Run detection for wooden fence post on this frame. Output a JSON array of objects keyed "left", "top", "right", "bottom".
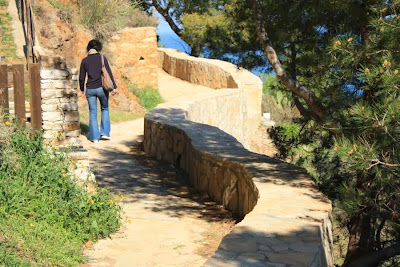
[
  {"left": 13, "top": 64, "right": 26, "bottom": 126},
  {"left": 29, "top": 63, "right": 41, "bottom": 130},
  {"left": 0, "top": 65, "right": 9, "bottom": 119}
]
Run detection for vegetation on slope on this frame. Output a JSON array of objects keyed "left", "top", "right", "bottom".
[
  {"left": 0, "top": 116, "right": 122, "bottom": 266},
  {"left": 0, "top": 0, "right": 24, "bottom": 64},
  {"left": 148, "top": 0, "right": 400, "bottom": 265},
  {"left": 79, "top": 0, "right": 158, "bottom": 40}
]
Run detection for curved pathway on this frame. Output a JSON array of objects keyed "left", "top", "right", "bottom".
[{"left": 81, "top": 70, "right": 234, "bottom": 266}]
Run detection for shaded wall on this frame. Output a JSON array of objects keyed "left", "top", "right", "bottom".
[
  {"left": 158, "top": 48, "right": 262, "bottom": 148},
  {"left": 145, "top": 51, "right": 334, "bottom": 266}
]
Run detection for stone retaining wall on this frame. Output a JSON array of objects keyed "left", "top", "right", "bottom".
[
  {"left": 158, "top": 48, "right": 262, "bottom": 148},
  {"left": 145, "top": 51, "right": 334, "bottom": 266},
  {"left": 36, "top": 48, "right": 92, "bottom": 183},
  {"left": 109, "top": 27, "right": 158, "bottom": 89},
  {"left": 40, "top": 68, "right": 80, "bottom": 144}
]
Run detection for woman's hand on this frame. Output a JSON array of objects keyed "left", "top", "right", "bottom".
[
  {"left": 111, "top": 90, "right": 117, "bottom": 96},
  {"left": 80, "top": 90, "right": 85, "bottom": 97}
]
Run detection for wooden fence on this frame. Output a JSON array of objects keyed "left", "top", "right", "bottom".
[
  {"left": 0, "top": 64, "right": 41, "bottom": 129},
  {"left": 16, "top": 0, "right": 36, "bottom": 64}
]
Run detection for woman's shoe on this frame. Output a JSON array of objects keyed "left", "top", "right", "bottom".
[{"left": 101, "top": 135, "right": 111, "bottom": 140}]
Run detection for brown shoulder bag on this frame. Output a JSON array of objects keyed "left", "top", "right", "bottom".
[{"left": 101, "top": 55, "right": 115, "bottom": 92}]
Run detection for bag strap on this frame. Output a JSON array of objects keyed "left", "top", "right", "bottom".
[{"left": 101, "top": 55, "right": 105, "bottom": 68}]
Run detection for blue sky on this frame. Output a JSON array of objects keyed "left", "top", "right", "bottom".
[{"left": 154, "top": 12, "right": 267, "bottom": 76}]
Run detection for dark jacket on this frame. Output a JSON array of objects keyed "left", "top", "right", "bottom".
[{"left": 79, "top": 53, "right": 117, "bottom": 91}]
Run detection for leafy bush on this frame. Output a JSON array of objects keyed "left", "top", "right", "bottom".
[
  {"left": 0, "top": 118, "right": 122, "bottom": 266},
  {"left": 79, "top": 0, "right": 158, "bottom": 40},
  {"left": 126, "top": 82, "right": 164, "bottom": 111},
  {"left": 261, "top": 74, "right": 299, "bottom": 123}
]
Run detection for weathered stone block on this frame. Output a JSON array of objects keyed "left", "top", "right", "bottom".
[
  {"left": 65, "top": 130, "right": 80, "bottom": 137},
  {"left": 64, "top": 111, "right": 79, "bottom": 122},
  {"left": 60, "top": 103, "right": 78, "bottom": 111},
  {"left": 219, "top": 238, "right": 258, "bottom": 253},
  {"left": 65, "top": 122, "right": 80, "bottom": 131},
  {"left": 42, "top": 111, "right": 63, "bottom": 122},
  {"left": 40, "top": 69, "right": 70, "bottom": 79},
  {"left": 42, "top": 104, "right": 59, "bottom": 112}
]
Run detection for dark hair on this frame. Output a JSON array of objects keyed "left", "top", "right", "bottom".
[{"left": 86, "top": 39, "right": 103, "bottom": 52}]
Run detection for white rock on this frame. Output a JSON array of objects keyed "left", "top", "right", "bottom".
[{"left": 40, "top": 69, "right": 70, "bottom": 79}]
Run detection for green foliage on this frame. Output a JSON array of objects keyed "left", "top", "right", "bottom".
[
  {"left": 261, "top": 75, "right": 299, "bottom": 123},
  {"left": 79, "top": 0, "right": 158, "bottom": 40},
  {"left": 47, "top": 0, "right": 63, "bottom": 9},
  {"left": 267, "top": 2, "right": 400, "bottom": 262},
  {"left": 0, "top": 119, "right": 122, "bottom": 266},
  {"left": 0, "top": 1, "right": 24, "bottom": 64},
  {"left": 126, "top": 82, "right": 164, "bottom": 111}
]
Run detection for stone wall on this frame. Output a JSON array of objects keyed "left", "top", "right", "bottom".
[
  {"left": 37, "top": 48, "right": 93, "bottom": 183},
  {"left": 145, "top": 51, "right": 334, "bottom": 266},
  {"left": 109, "top": 27, "right": 158, "bottom": 89},
  {"left": 40, "top": 68, "right": 80, "bottom": 144},
  {"left": 158, "top": 48, "right": 262, "bottom": 148}
]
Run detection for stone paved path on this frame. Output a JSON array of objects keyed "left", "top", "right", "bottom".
[{"left": 81, "top": 71, "right": 235, "bottom": 266}]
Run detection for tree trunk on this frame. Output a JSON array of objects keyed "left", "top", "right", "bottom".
[
  {"left": 346, "top": 243, "right": 400, "bottom": 267},
  {"left": 343, "top": 213, "right": 376, "bottom": 266},
  {"left": 152, "top": 0, "right": 182, "bottom": 37},
  {"left": 250, "top": 0, "right": 327, "bottom": 122}
]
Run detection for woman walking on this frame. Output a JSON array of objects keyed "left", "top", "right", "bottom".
[{"left": 79, "top": 40, "right": 117, "bottom": 143}]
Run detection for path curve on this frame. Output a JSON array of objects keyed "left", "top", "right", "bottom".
[{"left": 81, "top": 71, "right": 234, "bottom": 266}]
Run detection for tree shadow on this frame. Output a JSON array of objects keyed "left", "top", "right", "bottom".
[
  {"left": 91, "top": 136, "right": 238, "bottom": 223},
  {"left": 204, "top": 226, "right": 329, "bottom": 267}
]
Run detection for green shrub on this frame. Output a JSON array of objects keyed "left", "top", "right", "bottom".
[
  {"left": 261, "top": 74, "right": 299, "bottom": 123},
  {"left": 126, "top": 82, "right": 164, "bottom": 111},
  {"left": 79, "top": 0, "right": 158, "bottom": 40},
  {"left": 0, "top": 118, "right": 122, "bottom": 266},
  {"left": 47, "top": 0, "right": 63, "bottom": 9}
]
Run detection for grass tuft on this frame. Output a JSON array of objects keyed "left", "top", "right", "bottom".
[
  {"left": 79, "top": 0, "right": 158, "bottom": 40},
  {"left": 0, "top": 0, "right": 24, "bottom": 64},
  {"left": 0, "top": 114, "right": 122, "bottom": 266},
  {"left": 126, "top": 81, "right": 164, "bottom": 111}
]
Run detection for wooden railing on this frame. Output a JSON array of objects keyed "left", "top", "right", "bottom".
[
  {"left": 0, "top": 64, "right": 41, "bottom": 129},
  {"left": 16, "top": 0, "right": 36, "bottom": 64}
]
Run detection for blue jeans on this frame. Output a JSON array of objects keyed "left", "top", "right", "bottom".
[{"left": 85, "top": 87, "right": 110, "bottom": 141}]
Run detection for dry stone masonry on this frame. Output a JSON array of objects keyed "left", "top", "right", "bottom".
[
  {"left": 40, "top": 68, "right": 80, "bottom": 143},
  {"left": 109, "top": 27, "right": 158, "bottom": 89},
  {"left": 36, "top": 46, "right": 93, "bottom": 183},
  {"left": 158, "top": 48, "right": 262, "bottom": 149},
  {"left": 145, "top": 48, "right": 334, "bottom": 266}
]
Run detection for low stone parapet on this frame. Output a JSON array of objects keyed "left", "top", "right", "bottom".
[
  {"left": 146, "top": 49, "right": 333, "bottom": 266},
  {"left": 144, "top": 102, "right": 333, "bottom": 266},
  {"left": 158, "top": 48, "right": 262, "bottom": 149}
]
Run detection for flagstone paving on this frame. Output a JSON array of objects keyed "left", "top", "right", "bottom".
[{"left": 81, "top": 70, "right": 235, "bottom": 267}]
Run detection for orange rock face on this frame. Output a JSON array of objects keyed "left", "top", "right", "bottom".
[
  {"left": 34, "top": 0, "right": 145, "bottom": 113},
  {"left": 108, "top": 27, "right": 159, "bottom": 89}
]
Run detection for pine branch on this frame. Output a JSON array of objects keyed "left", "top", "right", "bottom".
[
  {"left": 250, "top": 0, "right": 327, "bottom": 123},
  {"left": 152, "top": 0, "right": 183, "bottom": 37},
  {"left": 346, "top": 242, "right": 400, "bottom": 267}
]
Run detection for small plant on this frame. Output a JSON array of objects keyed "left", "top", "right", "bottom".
[
  {"left": 0, "top": 2, "right": 24, "bottom": 64},
  {"left": 33, "top": 3, "right": 43, "bottom": 15},
  {"left": 261, "top": 74, "right": 299, "bottom": 123},
  {"left": 0, "top": 115, "right": 122, "bottom": 265},
  {"left": 126, "top": 81, "right": 164, "bottom": 111},
  {"left": 47, "top": 0, "right": 63, "bottom": 9}
]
